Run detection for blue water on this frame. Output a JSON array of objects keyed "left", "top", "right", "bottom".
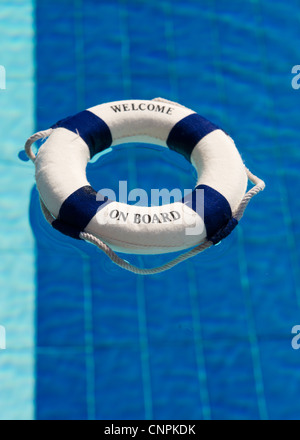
[{"left": 1, "top": 0, "right": 300, "bottom": 420}]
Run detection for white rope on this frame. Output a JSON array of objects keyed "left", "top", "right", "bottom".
[
  {"left": 79, "top": 168, "right": 265, "bottom": 275},
  {"left": 234, "top": 168, "right": 265, "bottom": 221},
  {"left": 79, "top": 231, "right": 213, "bottom": 275},
  {"left": 25, "top": 128, "right": 53, "bottom": 162},
  {"left": 25, "top": 129, "right": 265, "bottom": 275},
  {"left": 152, "top": 97, "right": 190, "bottom": 110}
]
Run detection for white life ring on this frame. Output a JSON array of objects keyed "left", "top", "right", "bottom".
[{"left": 25, "top": 98, "right": 264, "bottom": 262}]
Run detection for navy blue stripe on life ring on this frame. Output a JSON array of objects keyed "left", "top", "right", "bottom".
[
  {"left": 167, "top": 113, "right": 219, "bottom": 161},
  {"left": 182, "top": 184, "right": 235, "bottom": 243},
  {"left": 52, "top": 185, "right": 112, "bottom": 239},
  {"left": 52, "top": 110, "right": 112, "bottom": 158}
]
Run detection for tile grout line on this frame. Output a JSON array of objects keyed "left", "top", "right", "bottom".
[
  {"left": 177, "top": 164, "right": 211, "bottom": 419},
  {"left": 162, "top": 0, "right": 179, "bottom": 101},
  {"left": 136, "top": 266, "right": 153, "bottom": 420},
  {"left": 74, "top": 0, "right": 96, "bottom": 420},
  {"left": 253, "top": 0, "right": 300, "bottom": 308},
  {"left": 237, "top": 228, "right": 268, "bottom": 420},
  {"left": 118, "top": 0, "right": 132, "bottom": 98},
  {"left": 209, "top": 0, "right": 268, "bottom": 419},
  {"left": 164, "top": 4, "right": 211, "bottom": 418},
  {"left": 187, "top": 264, "right": 212, "bottom": 420},
  {"left": 74, "top": 0, "right": 86, "bottom": 112},
  {"left": 118, "top": 0, "right": 153, "bottom": 419},
  {"left": 82, "top": 254, "right": 97, "bottom": 421}
]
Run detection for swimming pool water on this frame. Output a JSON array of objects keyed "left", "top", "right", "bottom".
[{"left": 1, "top": 0, "right": 300, "bottom": 420}]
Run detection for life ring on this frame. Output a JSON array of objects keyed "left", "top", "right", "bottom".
[{"left": 25, "top": 98, "right": 265, "bottom": 273}]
